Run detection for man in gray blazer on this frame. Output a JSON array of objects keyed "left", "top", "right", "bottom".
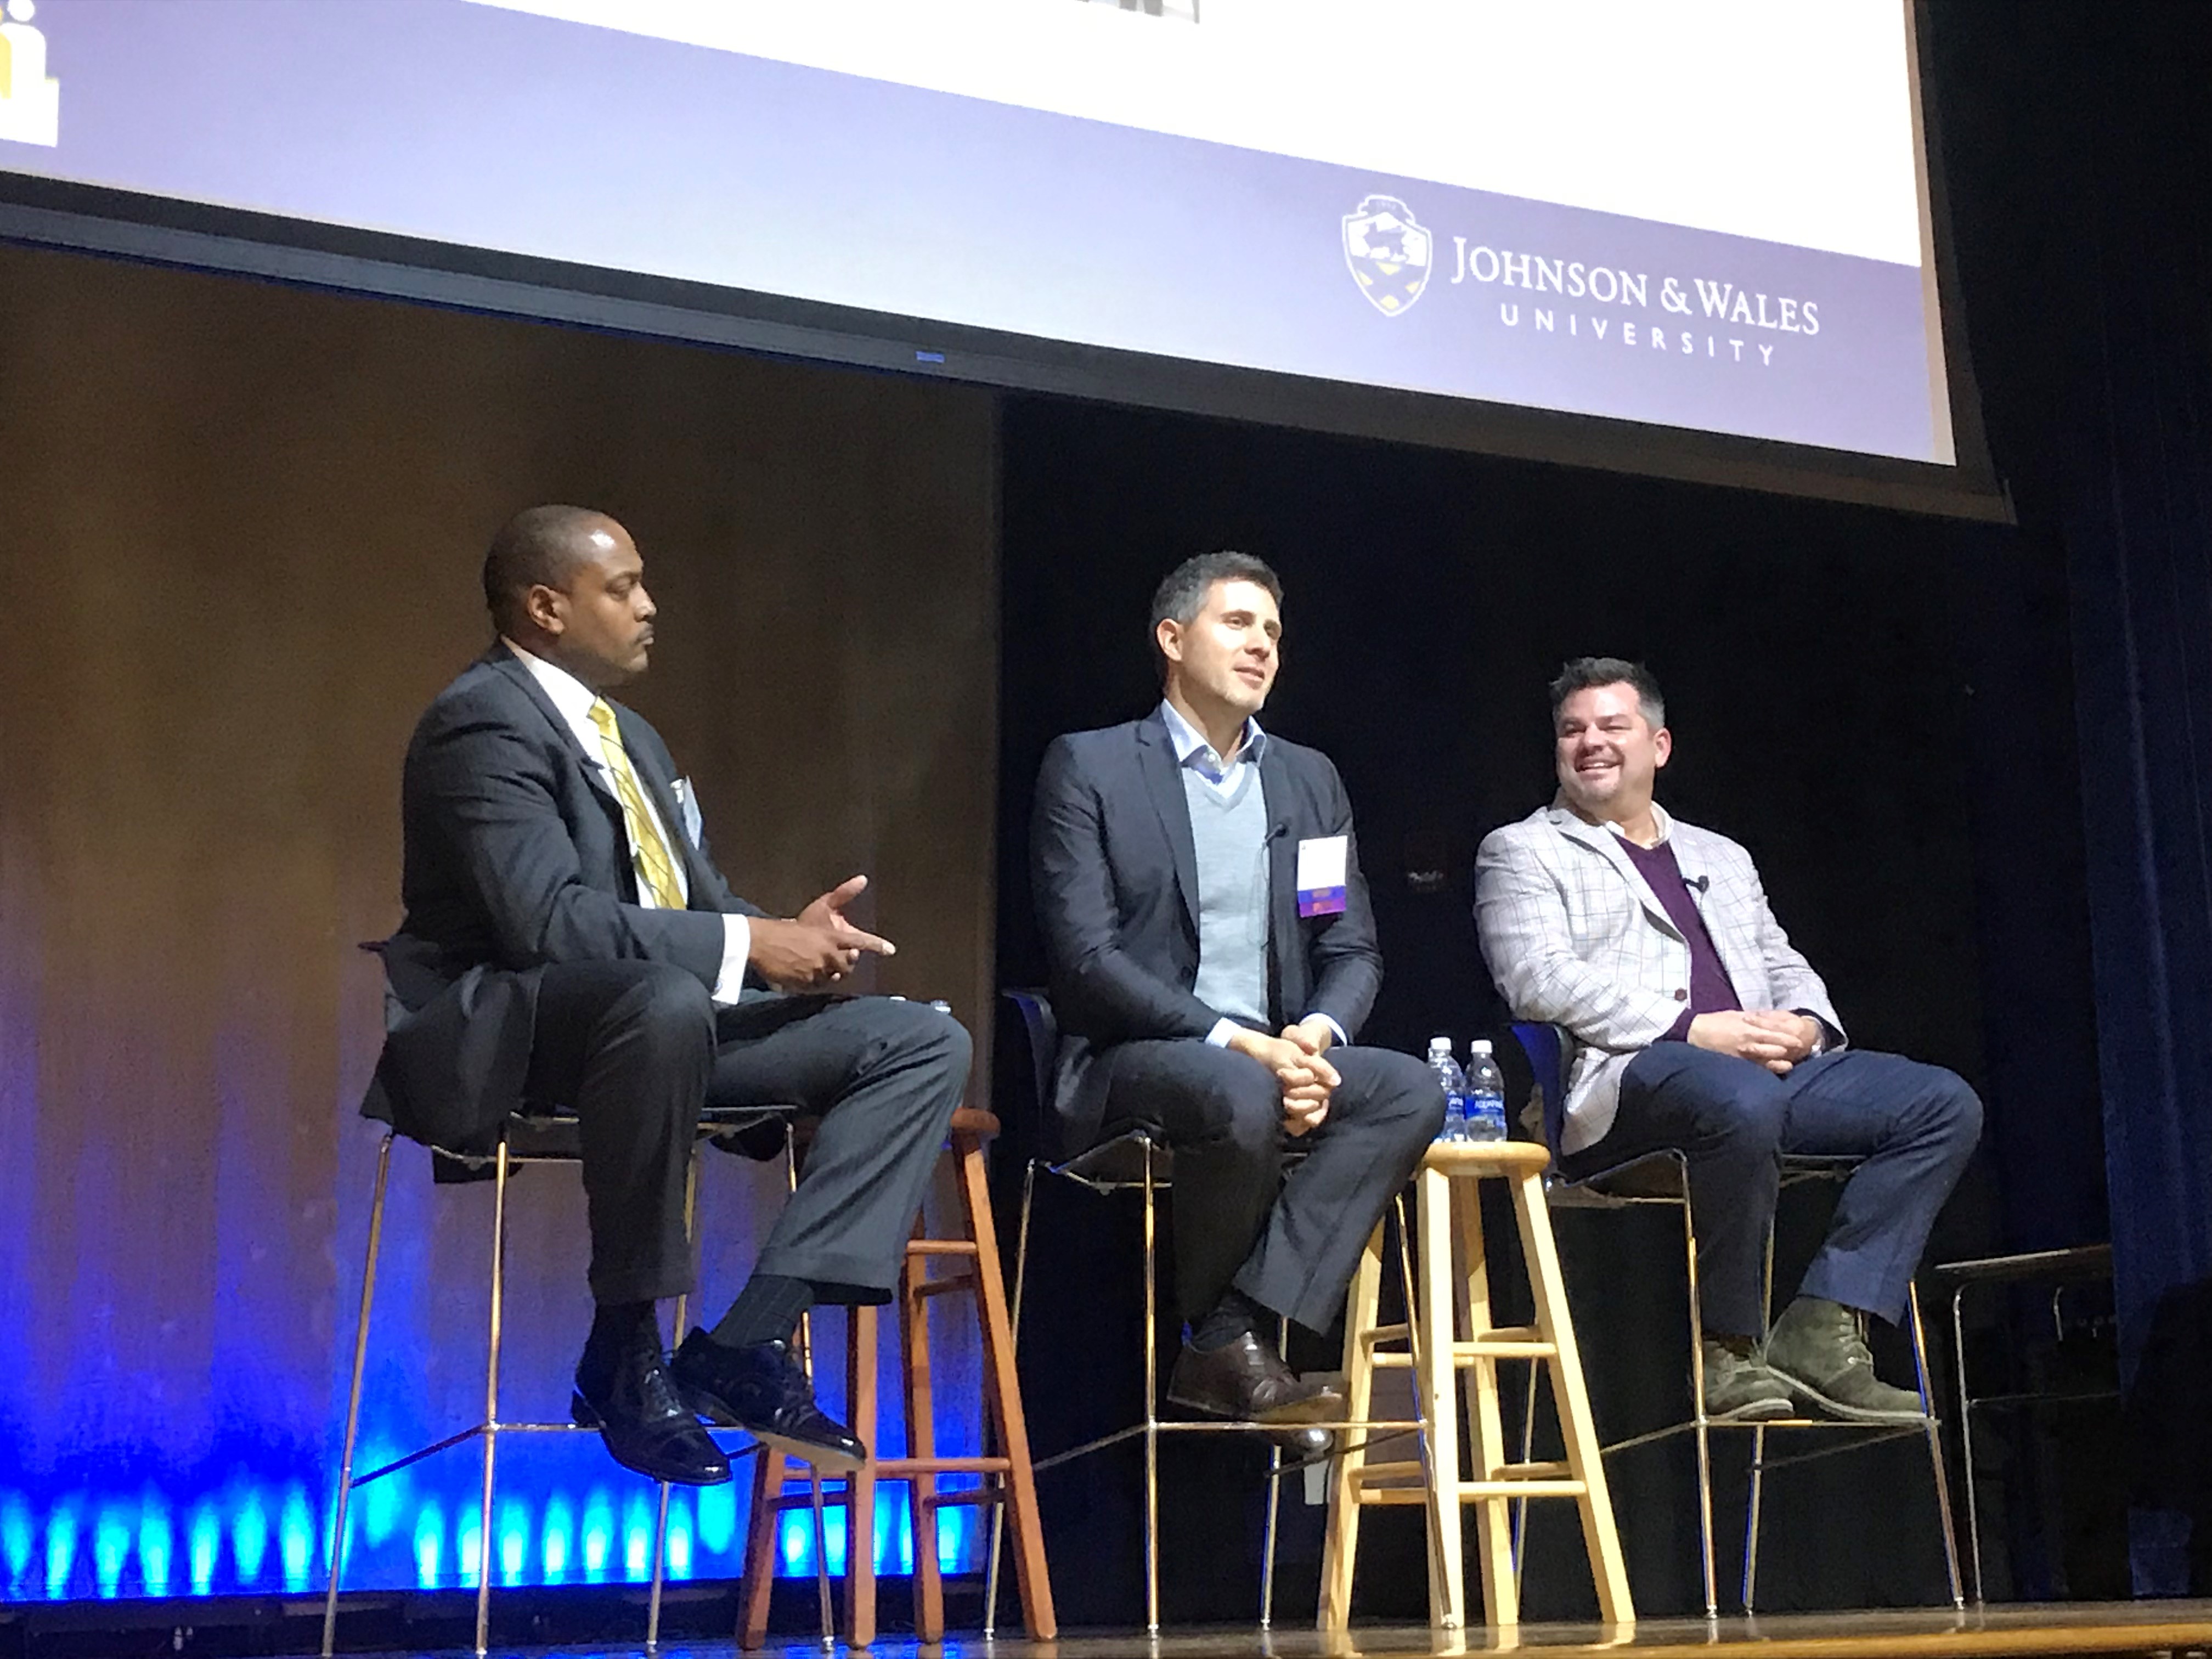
[
  {"left": 1475, "top": 657, "right": 1980, "bottom": 1423},
  {"left": 366, "top": 505, "right": 967, "bottom": 1486}
]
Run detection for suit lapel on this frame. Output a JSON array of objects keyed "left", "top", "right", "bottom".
[
  {"left": 1136, "top": 714, "right": 1202, "bottom": 936},
  {"left": 487, "top": 648, "right": 624, "bottom": 816},
  {"left": 1259, "top": 740, "right": 1299, "bottom": 1014},
  {"left": 1548, "top": 806, "right": 1684, "bottom": 939},
  {"left": 1668, "top": 826, "right": 1761, "bottom": 997}
]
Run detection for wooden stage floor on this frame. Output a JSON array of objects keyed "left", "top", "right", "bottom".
[{"left": 348, "top": 1601, "right": 2212, "bottom": 1659}]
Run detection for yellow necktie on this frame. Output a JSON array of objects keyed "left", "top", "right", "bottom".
[{"left": 588, "top": 698, "right": 685, "bottom": 910}]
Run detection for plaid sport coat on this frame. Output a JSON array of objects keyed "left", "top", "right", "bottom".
[{"left": 1474, "top": 801, "right": 1844, "bottom": 1154}]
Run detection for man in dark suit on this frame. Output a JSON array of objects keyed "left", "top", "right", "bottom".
[
  {"left": 366, "top": 505, "right": 968, "bottom": 1486},
  {"left": 1030, "top": 551, "right": 1443, "bottom": 1439}
]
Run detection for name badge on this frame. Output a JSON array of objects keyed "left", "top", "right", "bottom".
[
  {"left": 672, "top": 776, "right": 706, "bottom": 850},
  {"left": 1296, "top": 834, "right": 1349, "bottom": 917}
]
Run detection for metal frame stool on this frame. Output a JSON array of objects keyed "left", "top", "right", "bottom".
[
  {"left": 321, "top": 1105, "right": 807, "bottom": 1658},
  {"left": 1322, "top": 1139, "right": 1633, "bottom": 1632},
  {"left": 739, "top": 1106, "right": 1057, "bottom": 1649},
  {"left": 1511, "top": 1020, "right": 1965, "bottom": 1618},
  {"left": 996, "top": 990, "right": 1422, "bottom": 1634}
]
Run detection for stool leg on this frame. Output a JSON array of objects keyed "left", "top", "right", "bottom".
[
  {"left": 474, "top": 1138, "right": 512, "bottom": 1659},
  {"left": 1744, "top": 1222, "right": 1779, "bottom": 1612},
  {"left": 900, "top": 1214, "right": 943, "bottom": 1643},
  {"left": 1142, "top": 1141, "right": 1161, "bottom": 1637},
  {"left": 1457, "top": 1173, "right": 1516, "bottom": 1627},
  {"left": 959, "top": 1135, "right": 1056, "bottom": 1638},
  {"left": 1417, "top": 1165, "right": 1466, "bottom": 1630},
  {"left": 738, "top": 1447, "right": 784, "bottom": 1650},
  {"left": 1261, "top": 1317, "right": 1286, "bottom": 1630},
  {"left": 1681, "top": 1194, "right": 1719, "bottom": 1620},
  {"left": 647, "top": 1149, "right": 704, "bottom": 1654},
  {"left": 1909, "top": 1281, "right": 1967, "bottom": 1609},
  {"left": 1318, "top": 1217, "right": 1385, "bottom": 1630},
  {"left": 322, "top": 1133, "right": 393, "bottom": 1659},
  {"left": 845, "top": 1303, "right": 879, "bottom": 1648},
  {"left": 985, "top": 1158, "right": 1040, "bottom": 1639},
  {"left": 1510, "top": 1170, "right": 1632, "bottom": 1625}
]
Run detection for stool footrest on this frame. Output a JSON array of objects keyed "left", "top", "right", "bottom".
[
  {"left": 905, "top": 1239, "right": 979, "bottom": 1257},
  {"left": 874, "top": 1455, "right": 1013, "bottom": 1477},
  {"left": 910, "top": 1273, "right": 978, "bottom": 1301},
  {"left": 1352, "top": 1460, "right": 1428, "bottom": 1484},
  {"left": 1454, "top": 1326, "right": 1553, "bottom": 1357},
  {"left": 1460, "top": 1478, "right": 1585, "bottom": 1498},
  {"left": 1358, "top": 1322, "right": 1412, "bottom": 1345}
]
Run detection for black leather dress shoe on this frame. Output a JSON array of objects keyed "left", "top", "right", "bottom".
[
  {"left": 670, "top": 1330, "right": 868, "bottom": 1473},
  {"left": 1166, "top": 1331, "right": 1345, "bottom": 1426},
  {"left": 571, "top": 1348, "right": 732, "bottom": 1486}
]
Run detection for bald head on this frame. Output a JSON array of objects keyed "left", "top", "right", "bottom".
[{"left": 484, "top": 505, "right": 658, "bottom": 689}]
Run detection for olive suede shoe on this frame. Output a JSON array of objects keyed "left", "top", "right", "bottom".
[
  {"left": 1699, "top": 1335, "right": 1795, "bottom": 1422},
  {"left": 1764, "top": 1296, "right": 1926, "bottom": 1424}
]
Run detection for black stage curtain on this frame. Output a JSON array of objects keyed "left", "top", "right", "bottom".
[{"left": 2016, "top": 3, "right": 2212, "bottom": 1595}]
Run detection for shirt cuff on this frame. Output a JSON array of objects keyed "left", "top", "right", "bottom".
[
  {"left": 1792, "top": 1009, "right": 1839, "bottom": 1053},
  {"left": 710, "top": 913, "right": 752, "bottom": 1006},
  {"left": 1302, "top": 1013, "right": 1350, "bottom": 1049},
  {"left": 1205, "top": 1017, "right": 1241, "bottom": 1048}
]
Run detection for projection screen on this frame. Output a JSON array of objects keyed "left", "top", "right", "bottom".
[{"left": 0, "top": 0, "right": 2004, "bottom": 515}]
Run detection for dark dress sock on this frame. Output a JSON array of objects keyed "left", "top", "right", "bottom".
[
  {"left": 579, "top": 1299, "right": 663, "bottom": 1391},
  {"left": 1192, "top": 1287, "right": 1268, "bottom": 1352},
  {"left": 710, "top": 1272, "right": 816, "bottom": 1349}
]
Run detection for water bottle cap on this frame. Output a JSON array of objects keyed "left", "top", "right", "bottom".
[
  {"left": 1427, "top": 1035, "right": 1452, "bottom": 1053},
  {"left": 1469, "top": 1039, "right": 1494, "bottom": 1054}
]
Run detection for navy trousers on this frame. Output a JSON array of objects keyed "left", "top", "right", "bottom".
[{"left": 1561, "top": 1044, "right": 1982, "bottom": 1337}]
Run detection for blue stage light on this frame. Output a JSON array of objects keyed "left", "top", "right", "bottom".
[
  {"left": 93, "top": 1505, "right": 131, "bottom": 1598},
  {"left": 540, "top": 1497, "right": 573, "bottom": 1584},
  {"left": 187, "top": 1504, "right": 221, "bottom": 1595},
  {"left": 666, "top": 1503, "right": 693, "bottom": 1579},
  {"left": 580, "top": 1488, "right": 613, "bottom": 1579},
  {"left": 695, "top": 1479, "right": 735, "bottom": 1555},
  {"left": 457, "top": 1508, "right": 481, "bottom": 1582},
  {"left": 621, "top": 1491, "right": 652, "bottom": 1581},
  {"left": 279, "top": 1485, "right": 314, "bottom": 1589},
  {"left": 412, "top": 1503, "right": 442, "bottom": 1589},
  {"left": 359, "top": 1450, "right": 402, "bottom": 1547},
  {"left": 2, "top": 1491, "right": 33, "bottom": 1596},
  {"left": 230, "top": 1492, "right": 269, "bottom": 1586},
  {"left": 497, "top": 1498, "right": 528, "bottom": 1584},
  {"left": 139, "top": 1494, "right": 175, "bottom": 1596},
  {"left": 45, "top": 1502, "right": 78, "bottom": 1600}
]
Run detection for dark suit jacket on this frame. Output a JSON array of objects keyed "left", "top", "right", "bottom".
[
  {"left": 362, "top": 646, "right": 764, "bottom": 1150},
  {"left": 1029, "top": 709, "right": 1383, "bottom": 1158}
]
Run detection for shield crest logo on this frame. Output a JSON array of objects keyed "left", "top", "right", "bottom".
[{"left": 1343, "top": 195, "right": 1433, "bottom": 317}]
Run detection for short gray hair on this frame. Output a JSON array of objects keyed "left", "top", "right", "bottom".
[{"left": 1549, "top": 656, "right": 1666, "bottom": 729}]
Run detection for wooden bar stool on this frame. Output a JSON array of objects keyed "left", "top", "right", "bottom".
[
  {"left": 1321, "top": 1139, "right": 1633, "bottom": 1632},
  {"left": 740, "top": 1106, "right": 1055, "bottom": 1648}
]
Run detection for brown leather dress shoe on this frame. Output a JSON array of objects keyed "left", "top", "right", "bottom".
[{"left": 1166, "top": 1331, "right": 1345, "bottom": 1425}]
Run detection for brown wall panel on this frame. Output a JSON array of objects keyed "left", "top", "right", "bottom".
[{"left": 0, "top": 239, "right": 996, "bottom": 1591}]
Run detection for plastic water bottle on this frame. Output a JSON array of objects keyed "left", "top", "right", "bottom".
[
  {"left": 1427, "top": 1036, "right": 1471, "bottom": 1142},
  {"left": 1465, "top": 1039, "right": 1508, "bottom": 1142}
]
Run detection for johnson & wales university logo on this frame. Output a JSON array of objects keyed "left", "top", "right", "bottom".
[{"left": 1342, "top": 194, "right": 1431, "bottom": 317}]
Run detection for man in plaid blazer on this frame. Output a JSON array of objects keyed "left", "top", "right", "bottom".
[{"left": 1475, "top": 658, "right": 1981, "bottom": 1423}]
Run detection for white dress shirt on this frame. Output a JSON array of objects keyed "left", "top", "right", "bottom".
[{"left": 505, "top": 641, "right": 751, "bottom": 1005}]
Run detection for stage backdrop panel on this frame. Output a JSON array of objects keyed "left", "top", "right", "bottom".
[{"left": 0, "top": 240, "right": 998, "bottom": 1602}]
